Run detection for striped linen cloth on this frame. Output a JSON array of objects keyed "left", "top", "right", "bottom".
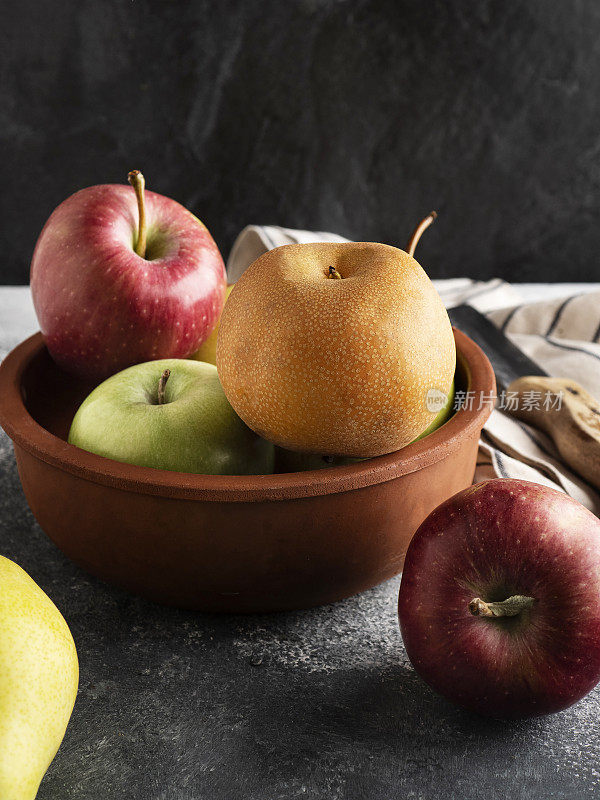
[{"left": 228, "top": 225, "right": 600, "bottom": 514}]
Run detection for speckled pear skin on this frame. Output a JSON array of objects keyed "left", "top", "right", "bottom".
[
  {"left": 0, "top": 556, "right": 78, "bottom": 800},
  {"left": 217, "top": 242, "right": 456, "bottom": 457},
  {"left": 274, "top": 380, "right": 456, "bottom": 472}
]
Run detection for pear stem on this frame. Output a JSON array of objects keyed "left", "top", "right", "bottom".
[
  {"left": 157, "top": 369, "right": 171, "bottom": 405},
  {"left": 406, "top": 211, "right": 437, "bottom": 257},
  {"left": 328, "top": 266, "right": 342, "bottom": 280},
  {"left": 127, "top": 170, "right": 147, "bottom": 258},
  {"left": 469, "top": 595, "right": 535, "bottom": 618}
]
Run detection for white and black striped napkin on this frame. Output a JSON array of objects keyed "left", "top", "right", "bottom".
[{"left": 228, "top": 225, "right": 600, "bottom": 514}]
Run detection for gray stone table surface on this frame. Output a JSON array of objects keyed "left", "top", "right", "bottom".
[{"left": 2, "top": 286, "right": 600, "bottom": 800}]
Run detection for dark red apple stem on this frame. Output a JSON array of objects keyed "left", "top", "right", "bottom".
[
  {"left": 406, "top": 211, "right": 437, "bottom": 257},
  {"left": 157, "top": 369, "right": 171, "bottom": 405},
  {"left": 328, "top": 265, "right": 342, "bottom": 280},
  {"left": 127, "top": 170, "right": 147, "bottom": 259},
  {"left": 469, "top": 595, "right": 535, "bottom": 618}
]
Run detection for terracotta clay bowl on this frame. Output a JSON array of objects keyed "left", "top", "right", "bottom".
[{"left": 0, "top": 330, "right": 494, "bottom": 612}]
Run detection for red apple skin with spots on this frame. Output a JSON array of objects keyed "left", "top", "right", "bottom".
[
  {"left": 398, "top": 479, "right": 600, "bottom": 718},
  {"left": 31, "top": 184, "right": 226, "bottom": 382}
]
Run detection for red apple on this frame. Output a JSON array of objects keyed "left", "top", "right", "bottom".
[
  {"left": 398, "top": 478, "right": 600, "bottom": 718},
  {"left": 31, "top": 171, "right": 226, "bottom": 382}
]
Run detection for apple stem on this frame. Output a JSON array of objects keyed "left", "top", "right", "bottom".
[
  {"left": 157, "top": 369, "right": 171, "bottom": 405},
  {"left": 469, "top": 595, "right": 535, "bottom": 618},
  {"left": 406, "top": 211, "right": 437, "bottom": 257},
  {"left": 127, "top": 170, "right": 147, "bottom": 259},
  {"left": 328, "top": 266, "right": 342, "bottom": 280}
]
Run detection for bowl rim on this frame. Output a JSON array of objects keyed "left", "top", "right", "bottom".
[{"left": 0, "top": 330, "right": 495, "bottom": 502}]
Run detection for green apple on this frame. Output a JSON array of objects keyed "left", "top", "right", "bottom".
[
  {"left": 275, "top": 381, "right": 455, "bottom": 472},
  {"left": 68, "top": 359, "right": 274, "bottom": 475},
  {"left": 190, "top": 284, "right": 234, "bottom": 366},
  {"left": 0, "top": 555, "right": 78, "bottom": 800}
]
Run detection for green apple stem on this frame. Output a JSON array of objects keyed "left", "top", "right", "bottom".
[
  {"left": 328, "top": 266, "right": 342, "bottom": 280},
  {"left": 468, "top": 595, "right": 535, "bottom": 618},
  {"left": 406, "top": 211, "right": 437, "bottom": 257},
  {"left": 127, "top": 170, "right": 147, "bottom": 259},
  {"left": 157, "top": 369, "right": 171, "bottom": 405}
]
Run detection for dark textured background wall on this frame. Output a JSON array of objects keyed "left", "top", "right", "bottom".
[{"left": 2, "top": 0, "right": 600, "bottom": 284}]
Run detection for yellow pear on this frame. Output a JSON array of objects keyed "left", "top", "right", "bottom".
[
  {"left": 0, "top": 556, "right": 78, "bottom": 800},
  {"left": 190, "top": 284, "right": 234, "bottom": 365}
]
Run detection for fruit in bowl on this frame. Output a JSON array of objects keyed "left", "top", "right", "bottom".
[
  {"left": 216, "top": 236, "right": 455, "bottom": 458},
  {"left": 0, "top": 556, "right": 78, "bottom": 799},
  {"left": 31, "top": 171, "right": 226, "bottom": 382},
  {"left": 398, "top": 478, "right": 600, "bottom": 718},
  {"left": 0, "top": 325, "right": 494, "bottom": 611},
  {"left": 68, "top": 359, "right": 274, "bottom": 475}
]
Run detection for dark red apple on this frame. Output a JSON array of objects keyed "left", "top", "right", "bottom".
[
  {"left": 398, "top": 478, "right": 600, "bottom": 718},
  {"left": 31, "top": 171, "right": 226, "bottom": 382}
]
